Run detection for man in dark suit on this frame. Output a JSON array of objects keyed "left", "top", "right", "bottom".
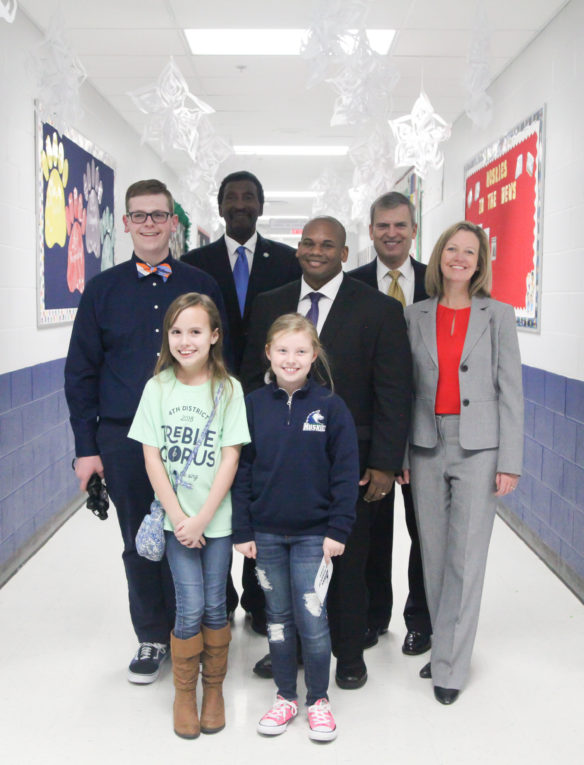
[
  {"left": 240, "top": 216, "right": 412, "bottom": 689},
  {"left": 182, "top": 171, "right": 301, "bottom": 633},
  {"left": 181, "top": 171, "right": 301, "bottom": 373},
  {"left": 350, "top": 191, "right": 432, "bottom": 657}
]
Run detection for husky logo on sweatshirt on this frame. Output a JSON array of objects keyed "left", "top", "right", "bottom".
[{"left": 303, "top": 409, "right": 326, "bottom": 432}]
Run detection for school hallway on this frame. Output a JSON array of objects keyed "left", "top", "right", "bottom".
[{"left": 1, "top": 490, "right": 582, "bottom": 765}]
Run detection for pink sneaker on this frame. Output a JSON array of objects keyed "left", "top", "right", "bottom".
[
  {"left": 307, "top": 698, "right": 337, "bottom": 741},
  {"left": 257, "top": 695, "right": 299, "bottom": 736}
]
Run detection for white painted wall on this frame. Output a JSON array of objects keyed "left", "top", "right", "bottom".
[
  {"left": 0, "top": 11, "right": 181, "bottom": 376},
  {"left": 422, "top": 0, "right": 584, "bottom": 382}
]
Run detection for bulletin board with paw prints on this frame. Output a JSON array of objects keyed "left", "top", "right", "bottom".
[
  {"left": 36, "top": 111, "right": 116, "bottom": 326},
  {"left": 464, "top": 109, "right": 545, "bottom": 332}
]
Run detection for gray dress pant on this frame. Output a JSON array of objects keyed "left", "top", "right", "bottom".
[{"left": 409, "top": 415, "right": 498, "bottom": 690}]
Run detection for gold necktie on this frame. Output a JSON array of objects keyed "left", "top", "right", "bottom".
[{"left": 388, "top": 270, "right": 406, "bottom": 307}]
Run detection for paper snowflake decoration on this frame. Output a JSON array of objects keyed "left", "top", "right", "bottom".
[
  {"left": 389, "top": 91, "right": 451, "bottom": 178},
  {"left": 1, "top": 0, "right": 17, "bottom": 23},
  {"left": 30, "top": 10, "right": 87, "bottom": 131},
  {"left": 301, "top": 0, "right": 371, "bottom": 87},
  {"left": 463, "top": 4, "right": 493, "bottom": 128},
  {"left": 328, "top": 31, "right": 399, "bottom": 126},
  {"left": 129, "top": 57, "right": 214, "bottom": 161}
]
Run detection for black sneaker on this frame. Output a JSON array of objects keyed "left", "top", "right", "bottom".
[{"left": 127, "top": 642, "right": 169, "bottom": 684}]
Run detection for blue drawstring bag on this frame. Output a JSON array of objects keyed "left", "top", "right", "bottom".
[{"left": 135, "top": 500, "right": 166, "bottom": 562}]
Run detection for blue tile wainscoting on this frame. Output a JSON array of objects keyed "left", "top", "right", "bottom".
[
  {"left": 0, "top": 358, "right": 82, "bottom": 586},
  {"left": 1, "top": 360, "right": 583, "bottom": 599},
  {"left": 499, "top": 365, "right": 584, "bottom": 601}
]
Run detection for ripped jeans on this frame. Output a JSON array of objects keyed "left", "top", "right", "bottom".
[{"left": 255, "top": 532, "right": 331, "bottom": 705}]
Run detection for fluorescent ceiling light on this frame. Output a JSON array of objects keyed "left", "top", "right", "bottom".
[
  {"left": 185, "top": 29, "right": 395, "bottom": 56},
  {"left": 265, "top": 191, "right": 318, "bottom": 199},
  {"left": 235, "top": 145, "right": 348, "bottom": 156}
]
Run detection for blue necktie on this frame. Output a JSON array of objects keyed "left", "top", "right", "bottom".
[
  {"left": 305, "top": 292, "right": 323, "bottom": 327},
  {"left": 233, "top": 245, "right": 249, "bottom": 316}
]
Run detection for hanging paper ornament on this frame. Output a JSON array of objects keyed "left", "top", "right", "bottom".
[
  {"left": 0, "top": 0, "right": 17, "bottom": 23},
  {"left": 389, "top": 91, "right": 451, "bottom": 178},
  {"left": 301, "top": 0, "right": 372, "bottom": 87},
  {"left": 464, "top": 3, "right": 493, "bottom": 128},
  {"left": 29, "top": 10, "right": 87, "bottom": 131},
  {"left": 311, "top": 169, "right": 353, "bottom": 228},
  {"left": 328, "top": 31, "right": 399, "bottom": 126},
  {"left": 128, "top": 57, "right": 214, "bottom": 161},
  {"left": 347, "top": 123, "right": 398, "bottom": 221}
]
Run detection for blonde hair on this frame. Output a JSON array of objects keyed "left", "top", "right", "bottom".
[
  {"left": 424, "top": 221, "right": 492, "bottom": 298},
  {"left": 155, "top": 293, "right": 232, "bottom": 398},
  {"left": 265, "top": 313, "right": 334, "bottom": 392}
]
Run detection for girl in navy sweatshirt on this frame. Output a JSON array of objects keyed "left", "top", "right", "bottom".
[{"left": 232, "top": 314, "right": 358, "bottom": 742}]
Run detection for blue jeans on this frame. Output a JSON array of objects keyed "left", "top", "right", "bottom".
[
  {"left": 255, "top": 532, "right": 331, "bottom": 705},
  {"left": 165, "top": 532, "right": 232, "bottom": 639}
]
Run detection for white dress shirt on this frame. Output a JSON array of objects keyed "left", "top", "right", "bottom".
[
  {"left": 376, "top": 255, "right": 415, "bottom": 307},
  {"left": 296, "top": 270, "right": 344, "bottom": 335},
  {"left": 225, "top": 232, "right": 257, "bottom": 273}
]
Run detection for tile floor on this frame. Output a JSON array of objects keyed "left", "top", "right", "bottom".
[{"left": 1, "top": 493, "right": 582, "bottom": 765}]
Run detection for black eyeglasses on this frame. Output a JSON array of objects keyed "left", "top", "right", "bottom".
[{"left": 126, "top": 210, "right": 172, "bottom": 224}]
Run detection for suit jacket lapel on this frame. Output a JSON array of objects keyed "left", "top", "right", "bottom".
[
  {"left": 246, "top": 234, "right": 272, "bottom": 314},
  {"left": 461, "top": 296, "right": 490, "bottom": 362},
  {"left": 214, "top": 237, "right": 240, "bottom": 309},
  {"left": 320, "top": 275, "right": 354, "bottom": 347},
  {"left": 419, "top": 297, "right": 439, "bottom": 367}
]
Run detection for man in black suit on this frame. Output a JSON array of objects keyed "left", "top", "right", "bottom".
[
  {"left": 182, "top": 171, "right": 301, "bottom": 373},
  {"left": 182, "top": 171, "right": 301, "bottom": 633},
  {"left": 240, "top": 216, "right": 412, "bottom": 689},
  {"left": 350, "top": 191, "right": 432, "bottom": 657}
]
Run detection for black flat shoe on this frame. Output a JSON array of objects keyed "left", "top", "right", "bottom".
[
  {"left": 363, "top": 627, "right": 379, "bottom": 650},
  {"left": 253, "top": 653, "right": 273, "bottom": 679},
  {"left": 335, "top": 663, "right": 367, "bottom": 690},
  {"left": 402, "top": 630, "right": 432, "bottom": 655},
  {"left": 419, "top": 662, "right": 431, "bottom": 679},
  {"left": 434, "top": 686, "right": 459, "bottom": 705}
]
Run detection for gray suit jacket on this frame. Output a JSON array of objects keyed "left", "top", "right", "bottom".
[{"left": 405, "top": 296, "right": 523, "bottom": 474}]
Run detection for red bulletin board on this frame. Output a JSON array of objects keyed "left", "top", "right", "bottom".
[{"left": 464, "top": 110, "right": 545, "bottom": 331}]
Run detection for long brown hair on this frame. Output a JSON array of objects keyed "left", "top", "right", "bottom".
[
  {"left": 424, "top": 221, "right": 492, "bottom": 298},
  {"left": 155, "top": 293, "right": 232, "bottom": 398},
  {"left": 265, "top": 313, "right": 334, "bottom": 392}
]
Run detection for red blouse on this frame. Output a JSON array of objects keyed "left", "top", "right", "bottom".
[{"left": 435, "top": 304, "right": 471, "bottom": 414}]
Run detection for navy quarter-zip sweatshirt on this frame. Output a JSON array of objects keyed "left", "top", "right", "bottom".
[{"left": 232, "top": 379, "right": 359, "bottom": 544}]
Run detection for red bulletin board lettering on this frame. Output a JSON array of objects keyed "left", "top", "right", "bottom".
[{"left": 464, "top": 110, "right": 544, "bottom": 331}]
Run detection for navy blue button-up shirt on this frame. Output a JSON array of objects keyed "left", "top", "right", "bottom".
[{"left": 64, "top": 253, "right": 229, "bottom": 456}]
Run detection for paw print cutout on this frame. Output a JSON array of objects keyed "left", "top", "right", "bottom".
[
  {"left": 100, "top": 206, "right": 115, "bottom": 271},
  {"left": 83, "top": 158, "right": 103, "bottom": 258},
  {"left": 65, "top": 188, "right": 87, "bottom": 294},
  {"left": 41, "top": 132, "right": 69, "bottom": 248}
]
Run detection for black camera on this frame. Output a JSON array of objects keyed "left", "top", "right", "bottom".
[{"left": 86, "top": 472, "right": 109, "bottom": 520}]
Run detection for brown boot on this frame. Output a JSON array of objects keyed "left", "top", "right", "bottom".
[
  {"left": 200, "top": 623, "right": 231, "bottom": 734},
  {"left": 171, "top": 631, "right": 203, "bottom": 739}
]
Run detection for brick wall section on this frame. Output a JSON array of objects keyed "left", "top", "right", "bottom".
[
  {"left": 0, "top": 358, "right": 79, "bottom": 570},
  {"left": 502, "top": 365, "right": 584, "bottom": 582}
]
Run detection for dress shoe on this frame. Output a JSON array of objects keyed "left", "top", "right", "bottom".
[
  {"left": 253, "top": 653, "right": 273, "bottom": 679},
  {"left": 253, "top": 643, "right": 303, "bottom": 679},
  {"left": 245, "top": 611, "right": 268, "bottom": 636},
  {"left": 335, "top": 663, "right": 367, "bottom": 690},
  {"left": 434, "top": 686, "right": 459, "bottom": 705},
  {"left": 419, "top": 662, "right": 431, "bottom": 679},
  {"left": 402, "top": 630, "right": 431, "bottom": 656},
  {"left": 363, "top": 627, "right": 379, "bottom": 650}
]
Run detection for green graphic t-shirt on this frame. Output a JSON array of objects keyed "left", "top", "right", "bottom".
[{"left": 129, "top": 369, "right": 250, "bottom": 537}]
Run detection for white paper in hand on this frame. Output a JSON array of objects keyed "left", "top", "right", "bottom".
[{"left": 314, "top": 556, "right": 333, "bottom": 605}]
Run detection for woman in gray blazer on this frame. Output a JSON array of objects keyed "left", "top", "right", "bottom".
[{"left": 398, "top": 221, "right": 523, "bottom": 705}]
